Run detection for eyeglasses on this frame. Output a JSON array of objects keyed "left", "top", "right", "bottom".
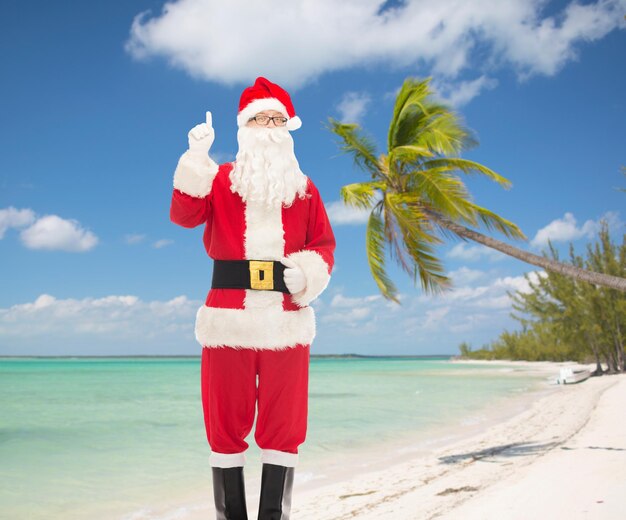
[{"left": 248, "top": 115, "right": 288, "bottom": 126}]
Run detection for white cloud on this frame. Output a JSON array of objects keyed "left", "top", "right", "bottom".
[
  {"left": 493, "top": 271, "right": 547, "bottom": 294},
  {"left": 321, "top": 306, "right": 373, "bottom": 326},
  {"left": 433, "top": 284, "right": 491, "bottom": 303},
  {"left": 497, "top": 0, "right": 626, "bottom": 80},
  {"left": 419, "top": 270, "right": 546, "bottom": 308},
  {"left": 125, "top": 233, "right": 146, "bottom": 244},
  {"left": 0, "top": 207, "right": 35, "bottom": 238},
  {"left": 423, "top": 306, "right": 451, "bottom": 328},
  {"left": 125, "top": 235, "right": 174, "bottom": 248},
  {"left": 0, "top": 270, "right": 548, "bottom": 354},
  {"left": 126, "top": 0, "right": 626, "bottom": 89},
  {"left": 446, "top": 242, "right": 507, "bottom": 262},
  {"left": 20, "top": 215, "right": 98, "bottom": 252},
  {"left": 330, "top": 293, "right": 381, "bottom": 308},
  {"left": 326, "top": 200, "right": 372, "bottom": 225},
  {"left": 315, "top": 268, "right": 547, "bottom": 348},
  {"left": 448, "top": 266, "right": 487, "bottom": 285},
  {"left": 153, "top": 239, "right": 174, "bottom": 248},
  {"left": 1, "top": 207, "right": 98, "bottom": 252},
  {"left": 0, "top": 294, "right": 198, "bottom": 341},
  {"left": 448, "top": 313, "right": 493, "bottom": 333},
  {"left": 531, "top": 211, "right": 622, "bottom": 248},
  {"left": 336, "top": 91, "right": 371, "bottom": 124},
  {"left": 319, "top": 293, "right": 383, "bottom": 327},
  {"left": 433, "top": 75, "right": 499, "bottom": 106},
  {"left": 466, "top": 271, "right": 547, "bottom": 308}
]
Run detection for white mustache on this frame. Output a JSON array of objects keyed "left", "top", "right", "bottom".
[{"left": 251, "top": 127, "right": 290, "bottom": 144}]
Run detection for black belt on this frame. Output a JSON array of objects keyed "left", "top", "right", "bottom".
[{"left": 211, "top": 259, "right": 290, "bottom": 293}]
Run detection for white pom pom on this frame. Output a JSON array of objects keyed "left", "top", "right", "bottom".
[{"left": 286, "top": 116, "right": 302, "bottom": 131}]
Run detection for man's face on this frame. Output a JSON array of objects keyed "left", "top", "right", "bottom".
[
  {"left": 233, "top": 109, "right": 306, "bottom": 207},
  {"left": 246, "top": 110, "right": 288, "bottom": 128}
]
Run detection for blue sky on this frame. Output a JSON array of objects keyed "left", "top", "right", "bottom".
[{"left": 1, "top": 0, "right": 625, "bottom": 356}]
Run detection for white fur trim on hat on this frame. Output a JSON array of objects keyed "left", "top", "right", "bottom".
[
  {"left": 285, "top": 250, "right": 331, "bottom": 307},
  {"left": 237, "top": 98, "right": 301, "bottom": 130},
  {"left": 173, "top": 151, "right": 219, "bottom": 198},
  {"left": 195, "top": 304, "right": 316, "bottom": 350},
  {"left": 237, "top": 98, "right": 288, "bottom": 126}
]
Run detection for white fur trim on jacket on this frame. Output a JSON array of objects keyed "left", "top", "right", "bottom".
[
  {"left": 285, "top": 250, "right": 331, "bottom": 307},
  {"left": 261, "top": 449, "right": 299, "bottom": 467},
  {"left": 243, "top": 199, "right": 284, "bottom": 260},
  {"left": 195, "top": 304, "right": 316, "bottom": 350},
  {"left": 237, "top": 98, "right": 301, "bottom": 131},
  {"left": 173, "top": 150, "right": 219, "bottom": 198}
]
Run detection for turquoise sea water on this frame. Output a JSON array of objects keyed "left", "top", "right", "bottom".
[{"left": 0, "top": 356, "right": 555, "bottom": 519}]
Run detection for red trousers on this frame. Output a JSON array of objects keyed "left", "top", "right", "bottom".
[{"left": 201, "top": 344, "right": 310, "bottom": 468}]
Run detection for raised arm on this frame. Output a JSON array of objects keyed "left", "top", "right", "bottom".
[{"left": 170, "top": 111, "right": 219, "bottom": 228}]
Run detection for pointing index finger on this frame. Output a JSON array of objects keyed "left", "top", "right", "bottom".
[{"left": 206, "top": 111, "right": 212, "bottom": 128}]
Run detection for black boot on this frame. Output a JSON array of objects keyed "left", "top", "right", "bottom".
[
  {"left": 257, "top": 463, "right": 295, "bottom": 520},
  {"left": 212, "top": 466, "right": 249, "bottom": 520}
]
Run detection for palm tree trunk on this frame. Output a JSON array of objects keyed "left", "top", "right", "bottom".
[
  {"left": 585, "top": 332, "right": 604, "bottom": 376},
  {"left": 613, "top": 315, "right": 625, "bottom": 372},
  {"left": 614, "top": 338, "right": 624, "bottom": 373},
  {"left": 606, "top": 345, "right": 618, "bottom": 374},
  {"left": 425, "top": 210, "right": 626, "bottom": 292}
]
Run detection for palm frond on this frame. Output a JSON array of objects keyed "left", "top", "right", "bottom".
[
  {"left": 389, "top": 144, "right": 435, "bottom": 166},
  {"left": 366, "top": 204, "right": 399, "bottom": 303},
  {"left": 388, "top": 78, "right": 426, "bottom": 150},
  {"left": 388, "top": 77, "right": 474, "bottom": 156},
  {"left": 460, "top": 200, "right": 527, "bottom": 240},
  {"left": 340, "top": 180, "right": 386, "bottom": 209},
  {"left": 328, "top": 118, "right": 380, "bottom": 178},
  {"left": 386, "top": 194, "right": 452, "bottom": 294},
  {"left": 413, "top": 110, "right": 474, "bottom": 156},
  {"left": 422, "top": 158, "right": 512, "bottom": 188},
  {"left": 383, "top": 200, "right": 414, "bottom": 278},
  {"left": 393, "top": 100, "right": 443, "bottom": 150},
  {"left": 406, "top": 169, "right": 477, "bottom": 224}
]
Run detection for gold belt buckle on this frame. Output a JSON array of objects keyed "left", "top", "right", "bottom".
[{"left": 249, "top": 260, "right": 274, "bottom": 290}]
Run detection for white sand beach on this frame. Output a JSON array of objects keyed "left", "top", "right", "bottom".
[
  {"left": 177, "top": 360, "right": 625, "bottom": 520},
  {"left": 289, "top": 360, "right": 626, "bottom": 520}
]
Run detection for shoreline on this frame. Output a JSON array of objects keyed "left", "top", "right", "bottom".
[
  {"left": 99, "top": 358, "right": 622, "bottom": 519},
  {"left": 172, "top": 359, "right": 614, "bottom": 520},
  {"left": 288, "top": 360, "right": 624, "bottom": 519},
  {"left": 294, "top": 363, "right": 561, "bottom": 493}
]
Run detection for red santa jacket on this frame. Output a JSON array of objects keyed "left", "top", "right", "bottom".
[{"left": 170, "top": 151, "right": 336, "bottom": 350}]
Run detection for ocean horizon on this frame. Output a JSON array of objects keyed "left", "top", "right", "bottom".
[{"left": 0, "top": 354, "right": 457, "bottom": 358}]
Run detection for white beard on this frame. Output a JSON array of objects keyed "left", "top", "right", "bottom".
[{"left": 230, "top": 126, "right": 308, "bottom": 209}]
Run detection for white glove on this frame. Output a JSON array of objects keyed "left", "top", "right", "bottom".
[
  {"left": 281, "top": 257, "right": 306, "bottom": 295},
  {"left": 187, "top": 111, "right": 215, "bottom": 157}
]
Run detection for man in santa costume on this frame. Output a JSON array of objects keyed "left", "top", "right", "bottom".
[{"left": 170, "top": 77, "right": 335, "bottom": 520}]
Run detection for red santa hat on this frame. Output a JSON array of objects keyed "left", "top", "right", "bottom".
[{"left": 237, "top": 76, "right": 302, "bottom": 131}]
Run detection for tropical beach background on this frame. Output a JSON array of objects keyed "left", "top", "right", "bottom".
[
  {"left": 0, "top": 356, "right": 561, "bottom": 519},
  {"left": 1, "top": 1, "right": 625, "bottom": 519}
]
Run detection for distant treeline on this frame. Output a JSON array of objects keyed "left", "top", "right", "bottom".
[{"left": 458, "top": 221, "right": 625, "bottom": 374}]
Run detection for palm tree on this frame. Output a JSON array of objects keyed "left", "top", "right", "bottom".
[{"left": 328, "top": 77, "right": 626, "bottom": 303}]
